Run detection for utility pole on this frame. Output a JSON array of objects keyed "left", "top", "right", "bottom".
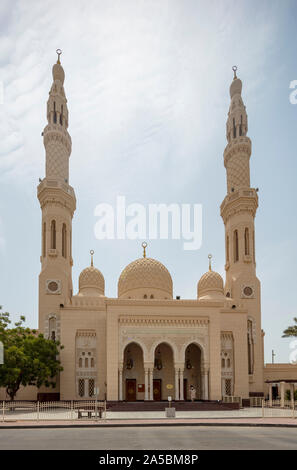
[{"left": 272, "top": 349, "right": 276, "bottom": 364}]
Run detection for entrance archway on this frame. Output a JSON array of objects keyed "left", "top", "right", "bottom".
[
  {"left": 123, "top": 342, "right": 144, "bottom": 401},
  {"left": 153, "top": 343, "right": 175, "bottom": 401},
  {"left": 184, "top": 343, "right": 202, "bottom": 400}
]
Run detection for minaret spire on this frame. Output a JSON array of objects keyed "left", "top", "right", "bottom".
[
  {"left": 37, "top": 51, "right": 76, "bottom": 335},
  {"left": 44, "top": 49, "right": 71, "bottom": 182},
  {"left": 220, "top": 67, "right": 258, "bottom": 279}
]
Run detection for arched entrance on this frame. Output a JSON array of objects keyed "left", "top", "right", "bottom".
[
  {"left": 184, "top": 343, "right": 202, "bottom": 400},
  {"left": 123, "top": 342, "right": 144, "bottom": 401},
  {"left": 153, "top": 343, "right": 175, "bottom": 401}
]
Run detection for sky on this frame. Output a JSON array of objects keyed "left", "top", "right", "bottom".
[{"left": 0, "top": 0, "right": 296, "bottom": 363}]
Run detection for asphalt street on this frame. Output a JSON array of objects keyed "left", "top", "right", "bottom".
[{"left": 0, "top": 425, "right": 297, "bottom": 450}]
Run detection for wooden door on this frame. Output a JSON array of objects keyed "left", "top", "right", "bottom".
[
  {"left": 153, "top": 379, "right": 162, "bottom": 401},
  {"left": 183, "top": 378, "right": 188, "bottom": 400},
  {"left": 126, "top": 379, "right": 136, "bottom": 401}
]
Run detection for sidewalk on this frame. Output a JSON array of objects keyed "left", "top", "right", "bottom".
[{"left": 1, "top": 417, "right": 297, "bottom": 428}]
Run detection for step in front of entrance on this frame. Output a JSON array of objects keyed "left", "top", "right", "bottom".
[{"left": 106, "top": 401, "right": 240, "bottom": 412}]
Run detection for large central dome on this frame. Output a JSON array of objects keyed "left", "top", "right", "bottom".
[{"left": 118, "top": 257, "right": 173, "bottom": 299}]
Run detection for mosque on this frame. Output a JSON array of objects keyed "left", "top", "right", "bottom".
[{"left": 2, "top": 52, "right": 296, "bottom": 403}]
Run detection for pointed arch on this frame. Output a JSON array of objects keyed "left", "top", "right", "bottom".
[
  {"left": 50, "top": 220, "right": 56, "bottom": 249},
  {"left": 244, "top": 227, "right": 250, "bottom": 256},
  {"left": 62, "top": 223, "right": 67, "bottom": 258},
  {"left": 233, "top": 229, "right": 239, "bottom": 262}
]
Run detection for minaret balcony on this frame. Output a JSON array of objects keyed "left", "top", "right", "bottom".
[{"left": 220, "top": 187, "right": 258, "bottom": 223}]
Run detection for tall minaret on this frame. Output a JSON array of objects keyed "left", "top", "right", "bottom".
[
  {"left": 37, "top": 50, "right": 76, "bottom": 336},
  {"left": 220, "top": 67, "right": 263, "bottom": 395}
]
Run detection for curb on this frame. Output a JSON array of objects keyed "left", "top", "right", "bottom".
[{"left": 1, "top": 421, "right": 297, "bottom": 429}]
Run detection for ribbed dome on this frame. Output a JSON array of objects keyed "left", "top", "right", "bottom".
[
  {"left": 198, "top": 270, "right": 224, "bottom": 299},
  {"left": 118, "top": 257, "right": 173, "bottom": 299},
  {"left": 79, "top": 266, "right": 105, "bottom": 296}
]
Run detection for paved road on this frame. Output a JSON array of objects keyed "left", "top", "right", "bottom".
[{"left": 0, "top": 426, "right": 297, "bottom": 450}]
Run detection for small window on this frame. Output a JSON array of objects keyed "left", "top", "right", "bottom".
[
  {"left": 221, "top": 358, "right": 225, "bottom": 368},
  {"left": 79, "top": 358, "right": 82, "bottom": 368},
  {"left": 143, "top": 294, "right": 147, "bottom": 299},
  {"left": 85, "top": 358, "right": 88, "bottom": 368},
  {"left": 150, "top": 295, "right": 154, "bottom": 299},
  {"left": 91, "top": 358, "right": 94, "bottom": 368}
]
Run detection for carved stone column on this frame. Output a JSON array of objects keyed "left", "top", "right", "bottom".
[
  {"left": 119, "top": 367, "right": 123, "bottom": 401},
  {"left": 175, "top": 368, "right": 179, "bottom": 401},
  {"left": 149, "top": 368, "right": 154, "bottom": 401},
  {"left": 144, "top": 368, "right": 149, "bottom": 401},
  {"left": 179, "top": 368, "right": 184, "bottom": 401}
]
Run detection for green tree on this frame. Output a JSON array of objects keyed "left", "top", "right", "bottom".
[
  {"left": 0, "top": 307, "right": 63, "bottom": 401},
  {"left": 282, "top": 317, "right": 297, "bottom": 338}
]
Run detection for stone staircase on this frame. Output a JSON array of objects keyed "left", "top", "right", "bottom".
[{"left": 106, "top": 400, "right": 240, "bottom": 412}]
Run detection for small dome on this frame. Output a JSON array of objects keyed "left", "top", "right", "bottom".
[
  {"left": 118, "top": 257, "right": 173, "bottom": 299},
  {"left": 230, "top": 77, "right": 242, "bottom": 99},
  {"left": 198, "top": 270, "right": 224, "bottom": 299},
  {"left": 52, "top": 63, "right": 65, "bottom": 84},
  {"left": 79, "top": 266, "right": 105, "bottom": 296}
]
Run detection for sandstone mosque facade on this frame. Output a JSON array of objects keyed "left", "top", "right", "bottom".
[{"left": 2, "top": 54, "right": 296, "bottom": 402}]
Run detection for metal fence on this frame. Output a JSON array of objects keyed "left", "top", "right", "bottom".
[{"left": 1, "top": 400, "right": 107, "bottom": 422}]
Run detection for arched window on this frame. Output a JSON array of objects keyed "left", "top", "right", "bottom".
[
  {"left": 79, "top": 358, "right": 82, "bottom": 368},
  {"left": 143, "top": 294, "right": 147, "bottom": 299},
  {"left": 221, "top": 358, "right": 225, "bottom": 368},
  {"left": 226, "top": 235, "right": 229, "bottom": 262},
  {"left": 150, "top": 295, "right": 154, "bottom": 299},
  {"left": 244, "top": 228, "right": 250, "bottom": 256},
  {"left": 233, "top": 230, "right": 239, "bottom": 262},
  {"left": 53, "top": 102, "right": 57, "bottom": 124},
  {"left": 88, "top": 379, "right": 95, "bottom": 397},
  {"left": 227, "top": 358, "right": 231, "bottom": 368},
  {"left": 62, "top": 223, "right": 67, "bottom": 258},
  {"left": 85, "top": 358, "right": 88, "bottom": 368},
  {"left": 49, "top": 316, "right": 56, "bottom": 341},
  {"left": 43, "top": 222, "right": 46, "bottom": 257},
  {"left": 91, "top": 358, "right": 94, "bottom": 368},
  {"left": 78, "top": 379, "right": 85, "bottom": 397},
  {"left": 233, "top": 118, "right": 236, "bottom": 138},
  {"left": 60, "top": 105, "right": 63, "bottom": 125},
  {"left": 239, "top": 115, "right": 242, "bottom": 136},
  {"left": 51, "top": 220, "right": 56, "bottom": 249}
]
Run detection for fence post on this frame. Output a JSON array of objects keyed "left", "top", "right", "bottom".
[
  {"left": 37, "top": 401, "right": 39, "bottom": 422},
  {"left": 262, "top": 398, "right": 264, "bottom": 418},
  {"left": 2, "top": 401, "right": 4, "bottom": 422},
  {"left": 104, "top": 400, "right": 106, "bottom": 421},
  {"left": 71, "top": 400, "right": 73, "bottom": 421}
]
